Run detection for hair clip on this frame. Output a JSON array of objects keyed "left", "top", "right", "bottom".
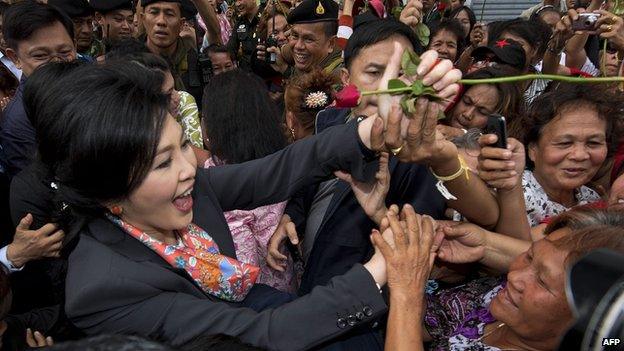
[{"left": 302, "top": 91, "right": 330, "bottom": 110}]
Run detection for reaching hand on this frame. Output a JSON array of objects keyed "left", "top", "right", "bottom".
[
  {"left": 594, "top": 10, "right": 624, "bottom": 51},
  {"left": 335, "top": 152, "right": 390, "bottom": 225},
  {"left": 265, "top": 45, "right": 289, "bottom": 73},
  {"left": 436, "top": 222, "right": 487, "bottom": 264},
  {"left": 179, "top": 20, "right": 197, "bottom": 45},
  {"left": 554, "top": 9, "right": 581, "bottom": 43},
  {"left": 266, "top": 214, "right": 298, "bottom": 271},
  {"left": 6, "top": 214, "right": 64, "bottom": 268},
  {"left": 399, "top": 0, "right": 423, "bottom": 29},
  {"left": 469, "top": 23, "right": 487, "bottom": 48},
  {"left": 477, "top": 135, "right": 525, "bottom": 191},
  {"left": 374, "top": 44, "right": 460, "bottom": 165},
  {"left": 26, "top": 328, "right": 54, "bottom": 348},
  {"left": 371, "top": 205, "right": 439, "bottom": 293}
]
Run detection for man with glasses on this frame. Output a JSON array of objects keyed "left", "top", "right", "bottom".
[
  {"left": 0, "top": 0, "right": 76, "bottom": 179},
  {"left": 49, "top": 0, "right": 97, "bottom": 61}
]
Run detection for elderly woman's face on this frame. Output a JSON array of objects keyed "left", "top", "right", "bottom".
[
  {"left": 490, "top": 229, "right": 574, "bottom": 344},
  {"left": 429, "top": 29, "right": 458, "bottom": 62},
  {"left": 118, "top": 116, "right": 197, "bottom": 235},
  {"left": 529, "top": 104, "right": 608, "bottom": 193}
]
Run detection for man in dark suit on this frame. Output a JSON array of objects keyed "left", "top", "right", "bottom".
[
  {"left": 283, "top": 17, "right": 498, "bottom": 307},
  {"left": 0, "top": 1, "right": 76, "bottom": 180}
]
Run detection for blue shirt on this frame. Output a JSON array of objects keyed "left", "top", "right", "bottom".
[{"left": 0, "top": 79, "right": 36, "bottom": 179}]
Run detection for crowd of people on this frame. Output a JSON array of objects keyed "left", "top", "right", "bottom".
[{"left": 0, "top": 0, "right": 623, "bottom": 350}]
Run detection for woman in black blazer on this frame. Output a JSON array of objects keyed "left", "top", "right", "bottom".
[
  {"left": 13, "top": 49, "right": 462, "bottom": 348},
  {"left": 15, "top": 62, "right": 390, "bottom": 351}
]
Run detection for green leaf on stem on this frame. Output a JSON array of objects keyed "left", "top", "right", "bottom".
[
  {"left": 415, "top": 23, "right": 430, "bottom": 47},
  {"left": 391, "top": 6, "right": 403, "bottom": 20},
  {"left": 388, "top": 78, "right": 408, "bottom": 93},
  {"left": 399, "top": 96, "right": 417, "bottom": 115},
  {"left": 411, "top": 80, "right": 424, "bottom": 95},
  {"left": 401, "top": 50, "right": 419, "bottom": 76}
]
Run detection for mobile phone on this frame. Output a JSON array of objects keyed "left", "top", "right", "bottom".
[
  {"left": 484, "top": 114, "right": 507, "bottom": 149},
  {"left": 572, "top": 13, "right": 602, "bottom": 31}
]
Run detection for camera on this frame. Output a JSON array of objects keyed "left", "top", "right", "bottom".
[
  {"left": 265, "top": 34, "right": 278, "bottom": 64},
  {"left": 558, "top": 249, "right": 624, "bottom": 351},
  {"left": 572, "top": 13, "right": 602, "bottom": 31}
]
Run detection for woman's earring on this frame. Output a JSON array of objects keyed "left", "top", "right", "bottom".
[
  {"left": 110, "top": 205, "right": 123, "bottom": 216},
  {"left": 290, "top": 128, "right": 296, "bottom": 140}
]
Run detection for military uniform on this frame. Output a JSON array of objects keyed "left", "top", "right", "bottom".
[
  {"left": 90, "top": 0, "right": 135, "bottom": 52},
  {"left": 48, "top": 0, "right": 96, "bottom": 58},
  {"left": 140, "top": 0, "right": 205, "bottom": 104},
  {"left": 286, "top": 0, "right": 343, "bottom": 77},
  {"left": 227, "top": 10, "right": 263, "bottom": 72}
]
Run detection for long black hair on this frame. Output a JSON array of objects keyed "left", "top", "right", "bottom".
[
  {"left": 449, "top": 6, "right": 476, "bottom": 39},
  {"left": 32, "top": 62, "right": 168, "bottom": 223},
  {"left": 202, "top": 69, "right": 288, "bottom": 164}
]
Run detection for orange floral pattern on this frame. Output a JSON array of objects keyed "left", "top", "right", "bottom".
[{"left": 107, "top": 214, "right": 259, "bottom": 302}]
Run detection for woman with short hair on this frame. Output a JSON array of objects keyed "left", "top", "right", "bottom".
[{"left": 510, "top": 83, "right": 624, "bottom": 226}]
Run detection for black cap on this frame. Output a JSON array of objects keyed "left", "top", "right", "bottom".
[
  {"left": 49, "top": 0, "right": 94, "bottom": 18},
  {"left": 90, "top": 0, "right": 134, "bottom": 14},
  {"left": 287, "top": 0, "right": 338, "bottom": 24},
  {"left": 140, "top": 0, "right": 197, "bottom": 19},
  {"left": 471, "top": 38, "right": 526, "bottom": 70}
]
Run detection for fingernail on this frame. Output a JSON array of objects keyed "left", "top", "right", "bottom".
[
  {"left": 510, "top": 170, "right": 517, "bottom": 175},
  {"left": 503, "top": 151, "right": 512, "bottom": 158}
]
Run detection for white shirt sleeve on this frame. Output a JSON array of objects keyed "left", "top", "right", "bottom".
[{"left": 0, "top": 245, "right": 24, "bottom": 273}]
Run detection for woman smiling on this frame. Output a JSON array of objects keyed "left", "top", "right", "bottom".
[
  {"left": 511, "top": 83, "right": 624, "bottom": 226},
  {"left": 18, "top": 48, "right": 461, "bottom": 349}
]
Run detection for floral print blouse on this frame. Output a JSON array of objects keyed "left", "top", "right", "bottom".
[
  {"left": 205, "top": 158, "right": 297, "bottom": 293},
  {"left": 522, "top": 171, "right": 601, "bottom": 226},
  {"left": 425, "top": 277, "right": 506, "bottom": 351},
  {"left": 176, "top": 91, "right": 204, "bottom": 149}
]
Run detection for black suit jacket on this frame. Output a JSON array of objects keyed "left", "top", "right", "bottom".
[
  {"left": 64, "top": 121, "right": 387, "bottom": 350},
  {"left": 289, "top": 108, "right": 447, "bottom": 295}
]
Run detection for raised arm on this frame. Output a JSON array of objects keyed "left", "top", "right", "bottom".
[
  {"left": 66, "top": 236, "right": 388, "bottom": 351},
  {"left": 202, "top": 116, "right": 381, "bottom": 211},
  {"left": 477, "top": 135, "right": 531, "bottom": 240},
  {"left": 190, "top": 0, "right": 222, "bottom": 45},
  {"left": 437, "top": 222, "right": 530, "bottom": 273},
  {"left": 371, "top": 206, "right": 438, "bottom": 351}
]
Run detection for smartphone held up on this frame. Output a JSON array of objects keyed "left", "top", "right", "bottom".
[{"left": 484, "top": 114, "right": 508, "bottom": 149}]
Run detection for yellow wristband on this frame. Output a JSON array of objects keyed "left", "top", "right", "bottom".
[{"left": 430, "top": 154, "right": 470, "bottom": 183}]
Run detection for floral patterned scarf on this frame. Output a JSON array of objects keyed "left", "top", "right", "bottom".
[{"left": 107, "top": 214, "right": 259, "bottom": 302}]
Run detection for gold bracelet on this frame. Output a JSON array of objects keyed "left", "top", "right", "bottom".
[{"left": 430, "top": 154, "right": 470, "bottom": 182}]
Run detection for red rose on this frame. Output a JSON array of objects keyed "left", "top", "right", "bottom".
[
  {"left": 334, "top": 84, "right": 361, "bottom": 108},
  {"left": 437, "top": 2, "right": 447, "bottom": 11}
]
